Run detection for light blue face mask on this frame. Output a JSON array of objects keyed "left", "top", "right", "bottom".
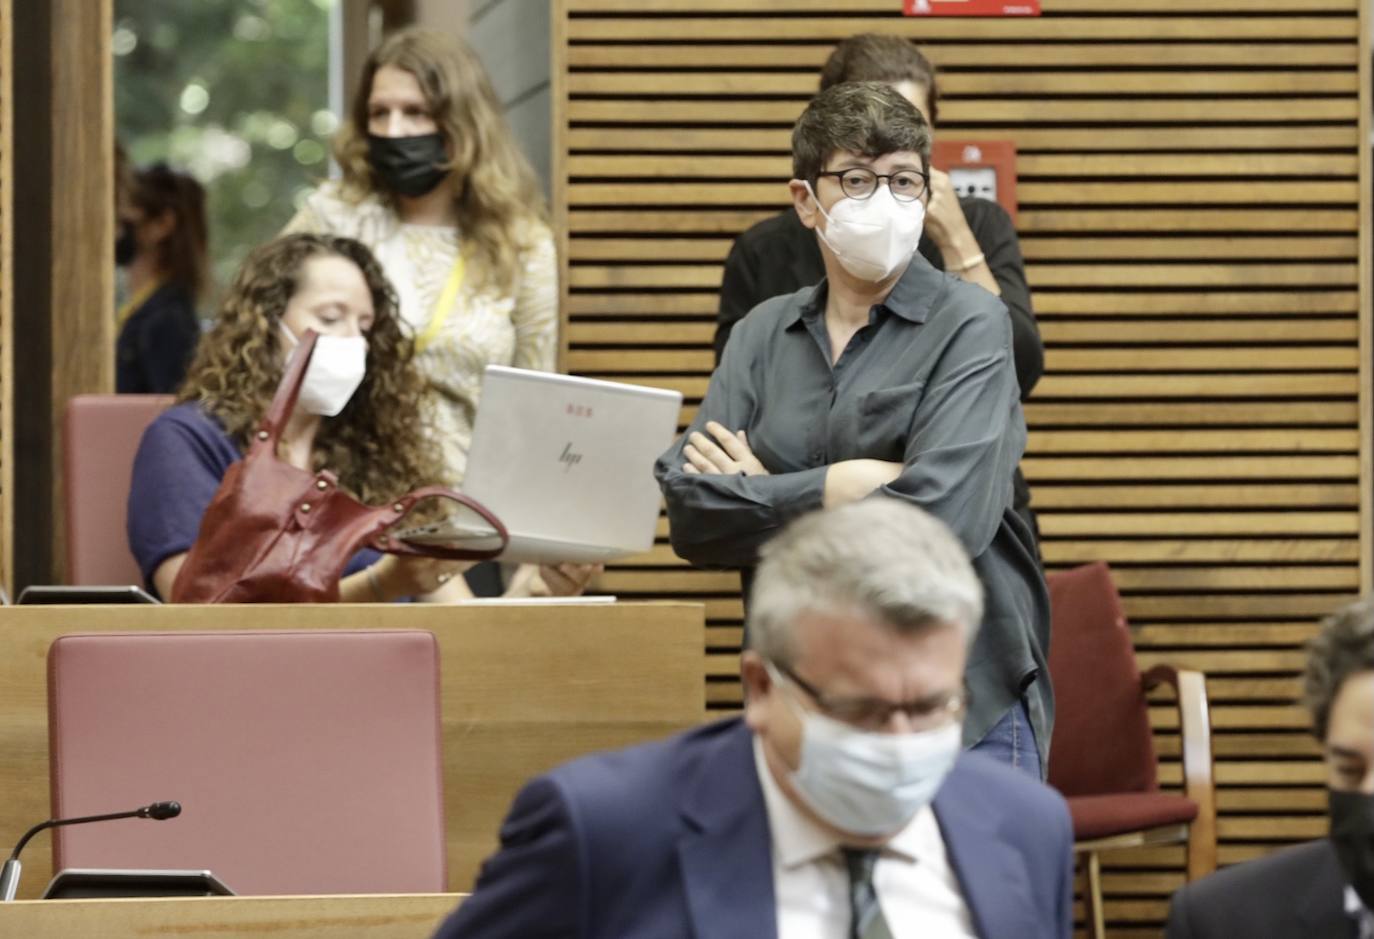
[{"left": 767, "top": 662, "right": 961, "bottom": 837}]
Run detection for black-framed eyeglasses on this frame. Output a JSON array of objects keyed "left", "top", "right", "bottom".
[
  {"left": 816, "top": 167, "right": 929, "bottom": 203},
  {"left": 771, "top": 660, "right": 965, "bottom": 732}
]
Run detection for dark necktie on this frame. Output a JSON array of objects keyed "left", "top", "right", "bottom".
[{"left": 843, "top": 847, "right": 895, "bottom": 939}]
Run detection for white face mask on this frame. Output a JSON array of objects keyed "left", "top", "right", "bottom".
[
  {"left": 767, "top": 662, "right": 961, "bottom": 837},
  {"left": 806, "top": 180, "right": 926, "bottom": 283},
  {"left": 279, "top": 323, "right": 368, "bottom": 417}
]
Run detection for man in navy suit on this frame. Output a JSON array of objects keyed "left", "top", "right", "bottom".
[
  {"left": 1165, "top": 598, "right": 1374, "bottom": 938},
  {"left": 433, "top": 500, "right": 1073, "bottom": 939}
]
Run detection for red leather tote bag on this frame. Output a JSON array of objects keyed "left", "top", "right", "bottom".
[{"left": 171, "top": 330, "right": 506, "bottom": 602}]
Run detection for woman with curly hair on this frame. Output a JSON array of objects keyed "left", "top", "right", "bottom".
[{"left": 127, "top": 232, "right": 475, "bottom": 602}]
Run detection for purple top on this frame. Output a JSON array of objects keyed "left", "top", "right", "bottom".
[{"left": 127, "top": 402, "right": 381, "bottom": 597}]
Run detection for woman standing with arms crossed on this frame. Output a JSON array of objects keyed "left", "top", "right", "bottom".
[
  {"left": 286, "top": 28, "right": 587, "bottom": 598},
  {"left": 657, "top": 83, "right": 1050, "bottom": 778}
]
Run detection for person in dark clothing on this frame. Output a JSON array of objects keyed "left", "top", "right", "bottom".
[
  {"left": 657, "top": 83, "right": 1051, "bottom": 778},
  {"left": 715, "top": 33, "right": 1044, "bottom": 535},
  {"left": 1164, "top": 597, "right": 1374, "bottom": 938},
  {"left": 115, "top": 162, "right": 207, "bottom": 394}
]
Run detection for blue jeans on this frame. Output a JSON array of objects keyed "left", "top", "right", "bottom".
[{"left": 971, "top": 698, "right": 1041, "bottom": 780}]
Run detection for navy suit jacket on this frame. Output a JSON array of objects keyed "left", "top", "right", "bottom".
[
  {"left": 1165, "top": 839, "right": 1357, "bottom": 939},
  {"left": 434, "top": 719, "right": 1074, "bottom": 939}
]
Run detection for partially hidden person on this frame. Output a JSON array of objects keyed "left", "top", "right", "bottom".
[
  {"left": 116, "top": 162, "right": 207, "bottom": 394},
  {"left": 1165, "top": 597, "right": 1374, "bottom": 938}
]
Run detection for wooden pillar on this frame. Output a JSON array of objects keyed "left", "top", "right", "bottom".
[{"left": 9, "top": 0, "right": 113, "bottom": 591}]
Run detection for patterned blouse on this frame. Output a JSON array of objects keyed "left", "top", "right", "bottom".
[{"left": 284, "top": 180, "right": 558, "bottom": 484}]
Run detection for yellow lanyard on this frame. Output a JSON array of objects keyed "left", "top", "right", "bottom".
[
  {"left": 116, "top": 279, "right": 163, "bottom": 327},
  {"left": 415, "top": 255, "right": 465, "bottom": 353}
]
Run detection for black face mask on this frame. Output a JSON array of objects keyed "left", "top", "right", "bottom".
[
  {"left": 367, "top": 133, "right": 449, "bottom": 198},
  {"left": 1330, "top": 789, "right": 1374, "bottom": 909},
  {"left": 115, "top": 220, "right": 138, "bottom": 267}
]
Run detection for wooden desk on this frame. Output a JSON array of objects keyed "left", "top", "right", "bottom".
[
  {"left": 0, "top": 602, "right": 705, "bottom": 899},
  {"left": 0, "top": 893, "right": 461, "bottom": 938}
]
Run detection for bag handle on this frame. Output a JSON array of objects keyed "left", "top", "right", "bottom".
[
  {"left": 369, "top": 485, "right": 511, "bottom": 561},
  {"left": 252, "top": 328, "right": 319, "bottom": 450}
]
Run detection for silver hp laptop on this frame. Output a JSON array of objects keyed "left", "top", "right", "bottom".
[{"left": 401, "top": 366, "right": 682, "bottom": 565}]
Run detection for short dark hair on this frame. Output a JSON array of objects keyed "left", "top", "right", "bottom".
[
  {"left": 819, "top": 33, "right": 940, "bottom": 125},
  {"left": 791, "top": 81, "right": 932, "bottom": 184},
  {"left": 1304, "top": 597, "right": 1374, "bottom": 740}
]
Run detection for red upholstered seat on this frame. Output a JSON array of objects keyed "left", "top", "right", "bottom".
[
  {"left": 1047, "top": 561, "right": 1162, "bottom": 801},
  {"left": 1068, "top": 792, "right": 1199, "bottom": 842},
  {"left": 64, "top": 394, "right": 173, "bottom": 585},
  {"left": 47, "top": 629, "right": 447, "bottom": 896},
  {"left": 1044, "top": 562, "right": 1216, "bottom": 939}
]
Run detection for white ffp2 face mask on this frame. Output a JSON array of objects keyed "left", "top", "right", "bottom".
[
  {"left": 280, "top": 324, "right": 368, "bottom": 417},
  {"left": 807, "top": 181, "right": 926, "bottom": 283},
  {"left": 768, "top": 663, "right": 961, "bottom": 837}
]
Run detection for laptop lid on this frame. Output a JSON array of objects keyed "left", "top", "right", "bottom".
[{"left": 459, "top": 366, "right": 682, "bottom": 558}]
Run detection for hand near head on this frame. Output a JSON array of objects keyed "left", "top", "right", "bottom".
[
  {"left": 923, "top": 168, "right": 971, "bottom": 253},
  {"left": 683, "top": 421, "right": 770, "bottom": 477},
  {"left": 924, "top": 168, "right": 997, "bottom": 291}
]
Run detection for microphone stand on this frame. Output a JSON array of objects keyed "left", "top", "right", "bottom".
[{"left": 1, "top": 802, "right": 180, "bottom": 901}]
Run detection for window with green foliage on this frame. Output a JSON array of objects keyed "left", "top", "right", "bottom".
[{"left": 115, "top": 0, "right": 336, "bottom": 306}]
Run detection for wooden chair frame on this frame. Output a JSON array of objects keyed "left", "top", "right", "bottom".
[{"left": 1075, "top": 664, "right": 1216, "bottom": 939}]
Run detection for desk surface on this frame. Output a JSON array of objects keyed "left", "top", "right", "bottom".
[
  {"left": 0, "top": 893, "right": 460, "bottom": 938},
  {"left": 0, "top": 601, "right": 706, "bottom": 898}
]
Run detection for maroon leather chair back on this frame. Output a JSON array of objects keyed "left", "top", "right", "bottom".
[
  {"left": 63, "top": 394, "right": 173, "bottom": 584},
  {"left": 48, "top": 630, "right": 447, "bottom": 895},
  {"left": 1045, "top": 562, "right": 1160, "bottom": 797}
]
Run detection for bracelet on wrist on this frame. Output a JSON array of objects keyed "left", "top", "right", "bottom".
[
  {"left": 366, "top": 565, "right": 386, "bottom": 601},
  {"left": 954, "top": 251, "right": 986, "bottom": 273}
]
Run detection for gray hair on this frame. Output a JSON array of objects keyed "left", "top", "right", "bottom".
[
  {"left": 1304, "top": 597, "right": 1374, "bottom": 740},
  {"left": 792, "top": 81, "right": 932, "bottom": 184},
  {"left": 748, "top": 500, "right": 983, "bottom": 666}
]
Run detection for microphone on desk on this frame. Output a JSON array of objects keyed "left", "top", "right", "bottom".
[{"left": 0, "top": 800, "right": 181, "bottom": 901}]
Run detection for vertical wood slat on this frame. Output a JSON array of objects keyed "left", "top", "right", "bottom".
[
  {"left": 47, "top": 0, "right": 114, "bottom": 584},
  {"left": 553, "top": 1, "right": 1368, "bottom": 936}
]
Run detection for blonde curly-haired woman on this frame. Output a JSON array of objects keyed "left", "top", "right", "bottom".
[
  {"left": 284, "top": 27, "right": 556, "bottom": 489},
  {"left": 283, "top": 28, "right": 569, "bottom": 598}
]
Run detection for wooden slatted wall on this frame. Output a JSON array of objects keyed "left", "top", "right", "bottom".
[{"left": 554, "top": 1, "right": 1371, "bottom": 935}]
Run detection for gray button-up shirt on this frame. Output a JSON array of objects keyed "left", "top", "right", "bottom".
[{"left": 655, "top": 254, "right": 1051, "bottom": 759}]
